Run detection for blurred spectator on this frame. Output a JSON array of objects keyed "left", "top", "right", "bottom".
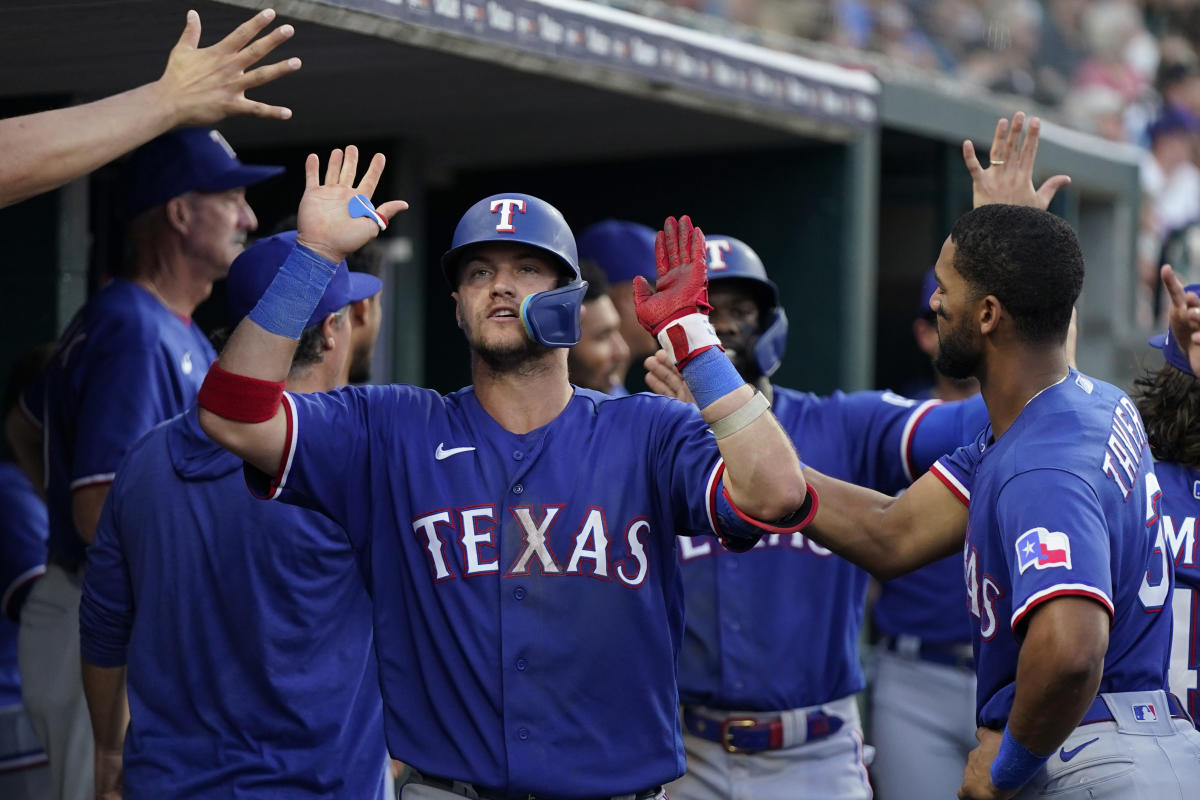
[
  {"left": 1034, "top": 0, "right": 1090, "bottom": 106},
  {"left": 1073, "top": 1, "right": 1154, "bottom": 104}
]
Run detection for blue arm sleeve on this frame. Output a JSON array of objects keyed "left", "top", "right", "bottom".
[{"left": 908, "top": 394, "right": 988, "bottom": 478}]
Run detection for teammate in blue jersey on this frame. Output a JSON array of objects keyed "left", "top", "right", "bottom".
[
  {"left": 196, "top": 147, "right": 808, "bottom": 799},
  {"left": 869, "top": 267, "right": 981, "bottom": 800},
  {"left": 644, "top": 236, "right": 986, "bottom": 800},
  {"left": 7, "top": 127, "right": 282, "bottom": 800},
  {"left": 793, "top": 201, "right": 1200, "bottom": 799},
  {"left": 1138, "top": 270, "right": 1200, "bottom": 725},
  {"left": 0, "top": 347, "right": 53, "bottom": 800},
  {"left": 79, "top": 231, "right": 386, "bottom": 799}
]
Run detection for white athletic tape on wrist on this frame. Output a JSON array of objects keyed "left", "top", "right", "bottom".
[
  {"left": 657, "top": 313, "right": 722, "bottom": 366},
  {"left": 708, "top": 391, "right": 770, "bottom": 440}
]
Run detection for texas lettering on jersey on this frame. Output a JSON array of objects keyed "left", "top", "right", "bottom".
[
  {"left": 1151, "top": 460, "right": 1200, "bottom": 724},
  {"left": 412, "top": 504, "right": 654, "bottom": 587}
]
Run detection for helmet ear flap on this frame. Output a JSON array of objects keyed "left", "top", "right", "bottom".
[
  {"left": 754, "top": 307, "right": 788, "bottom": 378},
  {"left": 520, "top": 281, "right": 589, "bottom": 347}
]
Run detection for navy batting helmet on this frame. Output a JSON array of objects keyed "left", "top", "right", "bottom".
[
  {"left": 704, "top": 235, "right": 788, "bottom": 378},
  {"left": 441, "top": 193, "right": 587, "bottom": 348}
]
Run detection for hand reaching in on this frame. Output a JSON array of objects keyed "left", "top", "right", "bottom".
[
  {"left": 963, "top": 112, "right": 1070, "bottom": 211},
  {"left": 296, "top": 146, "right": 409, "bottom": 263}
]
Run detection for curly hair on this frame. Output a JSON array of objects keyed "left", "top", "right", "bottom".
[
  {"left": 1132, "top": 362, "right": 1200, "bottom": 467},
  {"left": 950, "top": 205, "right": 1084, "bottom": 345}
]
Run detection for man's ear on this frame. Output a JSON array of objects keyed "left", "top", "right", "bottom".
[
  {"left": 979, "top": 295, "right": 1002, "bottom": 335},
  {"left": 321, "top": 312, "right": 340, "bottom": 348},
  {"left": 164, "top": 196, "right": 190, "bottom": 235},
  {"left": 349, "top": 297, "right": 370, "bottom": 327}
]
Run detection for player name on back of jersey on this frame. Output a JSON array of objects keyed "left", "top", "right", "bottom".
[
  {"left": 412, "top": 505, "right": 653, "bottom": 586},
  {"left": 1102, "top": 396, "right": 1149, "bottom": 500}
]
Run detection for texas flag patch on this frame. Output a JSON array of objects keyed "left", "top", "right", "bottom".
[{"left": 1016, "top": 527, "right": 1073, "bottom": 574}]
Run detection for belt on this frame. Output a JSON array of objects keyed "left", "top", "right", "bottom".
[
  {"left": 882, "top": 635, "right": 974, "bottom": 670},
  {"left": 682, "top": 706, "right": 843, "bottom": 753},
  {"left": 416, "top": 773, "right": 661, "bottom": 800},
  {"left": 1079, "top": 692, "right": 1193, "bottom": 727}
]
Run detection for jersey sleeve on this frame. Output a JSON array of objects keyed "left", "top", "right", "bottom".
[
  {"left": 907, "top": 394, "right": 989, "bottom": 478},
  {"left": 997, "top": 469, "right": 1115, "bottom": 633},
  {"left": 71, "top": 347, "right": 176, "bottom": 490},
  {"left": 79, "top": 485, "right": 133, "bottom": 668},
  {"left": 648, "top": 398, "right": 725, "bottom": 539},
  {"left": 929, "top": 440, "right": 979, "bottom": 507},
  {"left": 833, "top": 391, "right": 939, "bottom": 492},
  {"left": 243, "top": 386, "right": 379, "bottom": 546}
]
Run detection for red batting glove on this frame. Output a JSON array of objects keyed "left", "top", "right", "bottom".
[{"left": 633, "top": 215, "right": 722, "bottom": 368}]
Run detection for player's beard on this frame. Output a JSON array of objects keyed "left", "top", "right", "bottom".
[
  {"left": 473, "top": 332, "right": 548, "bottom": 373},
  {"left": 934, "top": 313, "right": 982, "bottom": 380}
]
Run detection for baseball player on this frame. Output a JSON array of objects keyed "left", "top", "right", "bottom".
[
  {"left": 567, "top": 260, "right": 632, "bottom": 393},
  {"left": 0, "top": 7, "right": 299, "bottom": 210},
  {"left": 9, "top": 128, "right": 281, "bottom": 800},
  {"left": 645, "top": 236, "right": 986, "bottom": 800},
  {"left": 1140, "top": 268, "right": 1200, "bottom": 725},
  {"left": 78, "top": 231, "right": 386, "bottom": 799},
  {"left": 868, "top": 268, "right": 980, "bottom": 800},
  {"left": 795, "top": 203, "right": 1200, "bottom": 799},
  {"left": 0, "top": 347, "right": 53, "bottom": 800},
  {"left": 197, "top": 146, "right": 809, "bottom": 798}
]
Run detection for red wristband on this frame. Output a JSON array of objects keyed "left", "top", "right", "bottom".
[
  {"left": 197, "top": 362, "right": 285, "bottom": 423},
  {"left": 721, "top": 481, "right": 820, "bottom": 535}
]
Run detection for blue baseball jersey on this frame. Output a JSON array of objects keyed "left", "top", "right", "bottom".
[
  {"left": 0, "top": 461, "right": 48, "bottom": 708},
  {"left": 34, "top": 279, "right": 215, "bottom": 569},
  {"left": 930, "top": 370, "right": 1174, "bottom": 728},
  {"left": 677, "top": 388, "right": 987, "bottom": 710},
  {"left": 248, "top": 385, "right": 733, "bottom": 797},
  {"left": 1151, "top": 460, "right": 1200, "bottom": 723},
  {"left": 79, "top": 408, "right": 383, "bottom": 798}
]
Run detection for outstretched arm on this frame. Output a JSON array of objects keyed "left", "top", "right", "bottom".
[
  {"left": 198, "top": 147, "right": 408, "bottom": 473},
  {"left": 635, "top": 216, "right": 805, "bottom": 523},
  {"left": 0, "top": 8, "right": 300, "bottom": 209},
  {"left": 964, "top": 112, "right": 1071, "bottom": 210}
]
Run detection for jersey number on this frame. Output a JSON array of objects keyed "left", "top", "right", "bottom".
[
  {"left": 1170, "top": 586, "right": 1199, "bottom": 722},
  {"left": 1139, "top": 471, "right": 1171, "bottom": 611},
  {"left": 965, "top": 546, "right": 1002, "bottom": 640}
]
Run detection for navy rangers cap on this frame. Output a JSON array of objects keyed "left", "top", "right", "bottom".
[
  {"left": 225, "top": 231, "right": 382, "bottom": 329},
  {"left": 577, "top": 219, "right": 657, "bottom": 285},
  {"left": 126, "top": 128, "right": 283, "bottom": 216}
]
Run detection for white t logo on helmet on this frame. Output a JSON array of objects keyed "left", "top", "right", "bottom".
[
  {"left": 706, "top": 239, "right": 732, "bottom": 270},
  {"left": 490, "top": 198, "right": 527, "bottom": 233}
]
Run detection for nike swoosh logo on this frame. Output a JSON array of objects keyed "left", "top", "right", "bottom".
[
  {"left": 435, "top": 443, "right": 476, "bottom": 461},
  {"left": 1059, "top": 737, "right": 1099, "bottom": 762}
]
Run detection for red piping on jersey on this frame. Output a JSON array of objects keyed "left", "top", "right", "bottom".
[
  {"left": 1010, "top": 586, "right": 1115, "bottom": 632},
  {"left": 930, "top": 462, "right": 970, "bottom": 506},
  {"left": 902, "top": 400, "right": 941, "bottom": 482}
]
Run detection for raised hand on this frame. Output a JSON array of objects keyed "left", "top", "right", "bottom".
[
  {"left": 159, "top": 8, "right": 302, "bottom": 125},
  {"left": 963, "top": 112, "right": 1071, "bottom": 211},
  {"left": 633, "top": 215, "right": 712, "bottom": 335},
  {"left": 296, "top": 146, "right": 409, "bottom": 263},
  {"left": 1160, "top": 264, "right": 1200, "bottom": 375}
]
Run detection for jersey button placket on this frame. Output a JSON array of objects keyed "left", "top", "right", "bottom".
[
  {"left": 515, "top": 657, "right": 528, "bottom": 671},
  {"left": 512, "top": 483, "right": 524, "bottom": 494},
  {"left": 513, "top": 586, "right": 527, "bottom": 600},
  {"left": 517, "top": 727, "right": 530, "bottom": 741}
]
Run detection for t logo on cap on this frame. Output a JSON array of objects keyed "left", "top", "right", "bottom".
[
  {"left": 490, "top": 198, "right": 527, "bottom": 233},
  {"left": 706, "top": 239, "right": 732, "bottom": 271}
]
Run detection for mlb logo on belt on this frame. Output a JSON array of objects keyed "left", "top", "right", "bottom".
[
  {"left": 1132, "top": 704, "right": 1157, "bottom": 722},
  {"left": 1015, "top": 527, "right": 1073, "bottom": 573}
]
